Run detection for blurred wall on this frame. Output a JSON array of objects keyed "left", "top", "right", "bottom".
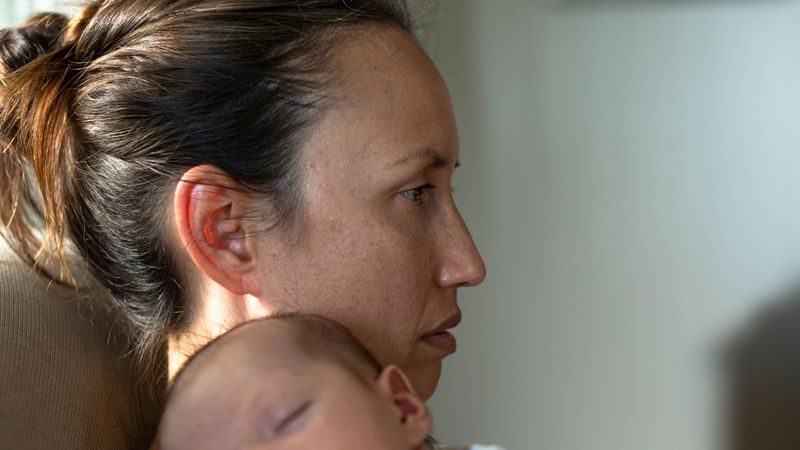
[
  {"left": 422, "top": 1, "right": 800, "bottom": 450},
  {"left": 0, "top": 0, "right": 74, "bottom": 24}
]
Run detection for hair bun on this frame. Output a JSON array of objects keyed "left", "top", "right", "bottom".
[{"left": 0, "top": 13, "right": 68, "bottom": 76}]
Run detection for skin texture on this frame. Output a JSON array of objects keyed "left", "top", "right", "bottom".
[
  {"left": 251, "top": 27, "right": 486, "bottom": 398},
  {"left": 170, "top": 26, "right": 486, "bottom": 399},
  {"left": 159, "top": 319, "right": 432, "bottom": 450}
]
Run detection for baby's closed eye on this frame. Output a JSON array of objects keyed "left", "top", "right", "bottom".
[{"left": 259, "top": 399, "right": 312, "bottom": 440}]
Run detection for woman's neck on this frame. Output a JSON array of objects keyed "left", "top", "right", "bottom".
[
  {"left": 167, "top": 334, "right": 207, "bottom": 381},
  {"left": 167, "top": 284, "right": 274, "bottom": 381}
]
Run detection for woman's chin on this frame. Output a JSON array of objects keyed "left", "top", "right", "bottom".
[{"left": 404, "top": 358, "right": 444, "bottom": 400}]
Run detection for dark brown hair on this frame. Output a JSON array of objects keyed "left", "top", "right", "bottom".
[{"left": 0, "top": 0, "right": 411, "bottom": 372}]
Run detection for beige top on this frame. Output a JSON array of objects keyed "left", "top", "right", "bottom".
[{"left": 0, "top": 240, "right": 160, "bottom": 449}]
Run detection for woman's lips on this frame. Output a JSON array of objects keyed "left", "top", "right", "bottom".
[
  {"left": 420, "top": 331, "right": 457, "bottom": 354},
  {"left": 420, "top": 310, "right": 461, "bottom": 354}
]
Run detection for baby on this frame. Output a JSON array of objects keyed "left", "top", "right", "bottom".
[{"left": 154, "top": 314, "right": 504, "bottom": 450}]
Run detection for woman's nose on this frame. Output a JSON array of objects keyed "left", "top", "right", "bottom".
[{"left": 435, "top": 209, "right": 487, "bottom": 289}]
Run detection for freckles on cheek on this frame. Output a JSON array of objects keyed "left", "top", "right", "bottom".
[
  {"left": 368, "top": 239, "right": 431, "bottom": 317},
  {"left": 347, "top": 231, "right": 422, "bottom": 304}
]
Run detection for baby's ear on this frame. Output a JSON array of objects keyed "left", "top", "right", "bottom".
[{"left": 376, "top": 365, "right": 433, "bottom": 448}]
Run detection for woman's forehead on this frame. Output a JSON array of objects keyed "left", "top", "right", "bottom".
[
  {"left": 305, "top": 28, "right": 458, "bottom": 175},
  {"left": 331, "top": 27, "right": 449, "bottom": 111}
]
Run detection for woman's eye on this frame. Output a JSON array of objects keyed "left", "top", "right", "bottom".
[{"left": 401, "top": 183, "right": 434, "bottom": 205}]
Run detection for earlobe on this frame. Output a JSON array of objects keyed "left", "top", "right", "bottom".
[
  {"left": 173, "top": 165, "right": 259, "bottom": 296},
  {"left": 377, "top": 365, "right": 433, "bottom": 447}
]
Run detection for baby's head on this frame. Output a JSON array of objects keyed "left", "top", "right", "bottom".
[{"left": 157, "top": 314, "right": 433, "bottom": 449}]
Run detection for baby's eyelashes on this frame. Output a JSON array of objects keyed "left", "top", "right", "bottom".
[{"left": 259, "top": 399, "right": 312, "bottom": 440}]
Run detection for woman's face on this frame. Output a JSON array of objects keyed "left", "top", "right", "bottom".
[{"left": 252, "top": 27, "right": 486, "bottom": 399}]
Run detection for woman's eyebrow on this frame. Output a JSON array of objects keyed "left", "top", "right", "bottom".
[{"left": 390, "top": 147, "right": 456, "bottom": 169}]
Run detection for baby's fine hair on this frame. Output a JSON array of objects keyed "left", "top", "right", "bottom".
[
  {"left": 170, "top": 313, "right": 384, "bottom": 396},
  {"left": 163, "top": 313, "right": 441, "bottom": 449}
]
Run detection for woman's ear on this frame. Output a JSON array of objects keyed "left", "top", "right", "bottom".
[
  {"left": 173, "top": 164, "right": 259, "bottom": 296},
  {"left": 376, "top": 365, "right": 433, "bottom": 448}
]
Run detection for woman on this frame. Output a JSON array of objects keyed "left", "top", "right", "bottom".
[{"left": 0, "top": 0, "right": 485, "bottom": 411}]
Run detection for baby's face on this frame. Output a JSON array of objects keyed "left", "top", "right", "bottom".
[
  {"left": 160, "top": 323, "right": 432, "bottom": 450},
  {"left": 224, "top": 361, "right": 423, "bottom": 449}
]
